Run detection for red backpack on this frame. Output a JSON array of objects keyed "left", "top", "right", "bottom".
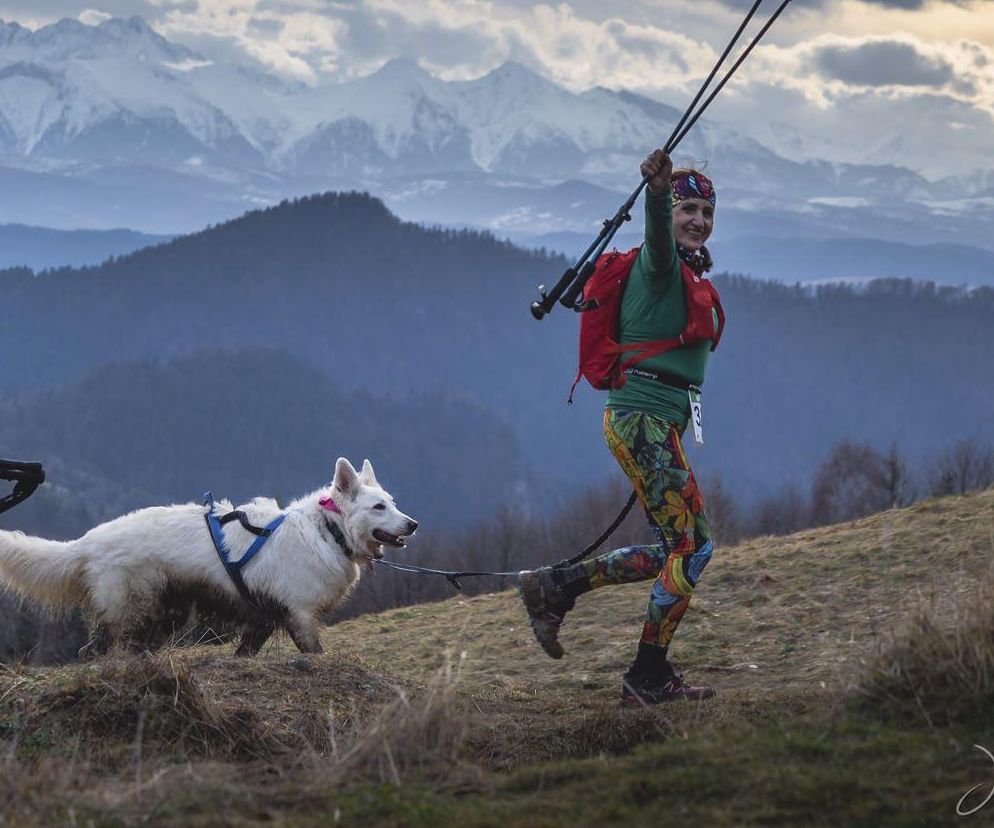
[{"left": 569, "top": 247, "right": 725, "bottom": 401}]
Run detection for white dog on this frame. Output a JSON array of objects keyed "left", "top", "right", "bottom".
[{"left": 0, "top": 458, "right": 417, "bottom": 657}]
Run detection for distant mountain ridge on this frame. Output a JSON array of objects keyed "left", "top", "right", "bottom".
[
  {"left": 515, "top": 231, "right": 994, "bottom": 288},
  {"left": 0, "top": 14, "right": 991, "bottom": 255},
  {"left": 1, "top": 192, "right": 992, "bottom": 515},
  {"left": 0, "top": 223, "right": 168, "bottom": 270}
]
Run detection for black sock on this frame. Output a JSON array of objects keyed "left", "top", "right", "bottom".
[{"left": 625, "top": 642, "right": 673, "bottom": 682}]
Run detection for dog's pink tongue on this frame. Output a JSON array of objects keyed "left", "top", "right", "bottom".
[{"left": 364, "top": 559, "right": 376, "bottom": 575}]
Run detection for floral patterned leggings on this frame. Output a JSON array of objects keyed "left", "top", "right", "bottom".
[{"left": 583, "top": 409, "right": 714, "bottom": 651}]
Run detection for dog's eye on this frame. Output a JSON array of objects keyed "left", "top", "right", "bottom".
[{"left": 373, "top": 503, "right": 387, "bottom": 511}]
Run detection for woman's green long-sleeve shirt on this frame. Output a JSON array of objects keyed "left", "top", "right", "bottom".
[{"left": 604, "top": 189, "right": 715, "bottom": 428}]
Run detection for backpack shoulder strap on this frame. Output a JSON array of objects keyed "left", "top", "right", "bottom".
[{"left": 708, "top": 280, "right": 725, "bottom": 351}]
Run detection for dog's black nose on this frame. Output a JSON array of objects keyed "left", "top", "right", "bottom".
[{"left": 407, "top": 519, "right": 419, "bottom": 533}]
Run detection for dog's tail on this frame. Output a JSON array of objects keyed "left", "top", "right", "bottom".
[{"left": 0, "top": 530, "right": 86, "bottom": 610}]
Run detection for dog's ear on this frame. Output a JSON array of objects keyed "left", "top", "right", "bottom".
[
  {"left": 359, "top": 459, "right": 378, "bottom": 486},
  {"left": 333, "top": 457, "right": 360, "bottom": 500}
]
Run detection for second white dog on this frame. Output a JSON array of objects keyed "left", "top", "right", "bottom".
[{"left": 0, "top": 457, "right": 417, "bottom": 656}]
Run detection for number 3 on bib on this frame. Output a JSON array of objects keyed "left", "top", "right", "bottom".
[{"left": 689, "top": 390, "right": 704, "bottom": 444}]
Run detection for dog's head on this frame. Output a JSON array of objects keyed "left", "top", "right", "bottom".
[{"left": 322, "top": 457, "right": 418, "bottom": 566}]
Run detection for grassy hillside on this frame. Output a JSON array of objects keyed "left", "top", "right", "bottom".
[
  {"left": 322, "top": 489, "right": 990, "bottom": 694},
  {"left": 2, "top": 489, "right": 994, "bottom": 826}
]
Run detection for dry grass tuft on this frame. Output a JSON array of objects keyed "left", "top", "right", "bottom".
[
  {"left": 334, "top": 650, "right": 481, "bottom": 789},
  {"left": 471, "top": 700, "right": 677, "bottom": 770},
  {"left": 861, "top": 555, "right": 994, "bottom": 725},
  {"left": 1, "top": 652, "right": 281, "bottom": 769},
  {"left": 0, "top": 758, "right": 95, "bottom": 826}
]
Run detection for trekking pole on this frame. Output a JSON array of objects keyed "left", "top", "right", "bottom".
[
  {"left": 0, "top": 460, "right": 45, "bottom": 515},
  {"left": 530, "top": 0, "right": 791, "bottom": 319},
  {"left": 558, "top": 0, "right": 792, "bottom": 312},
  {"left": 670, "top": 0, "right": 794, "bottom": 152},
  {"left": 528, "top": 0, "right": 759, "bottom": 326}
]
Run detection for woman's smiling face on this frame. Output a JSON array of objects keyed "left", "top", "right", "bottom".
[{"left": 672, "top": 197, "right": 714, "bottom": 251}]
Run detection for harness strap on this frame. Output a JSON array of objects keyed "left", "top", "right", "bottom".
[
  {"left": 203, "top": 491, "right": 286, "bottom": 609},
  {"left": 220, "top": 509, "right": 278, "bottom": 537}
]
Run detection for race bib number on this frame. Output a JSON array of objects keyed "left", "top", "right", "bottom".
[{"left": 689, "top": 389, "right": 704, "bottom": 444}]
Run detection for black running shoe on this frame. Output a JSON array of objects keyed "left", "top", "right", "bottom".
[{"left": 621, "top": 669, "right": 715, "bottom": 706}]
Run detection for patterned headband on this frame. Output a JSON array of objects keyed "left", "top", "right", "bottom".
[{"left": 671, "top": 171, "right": 716, "bottom": 207}]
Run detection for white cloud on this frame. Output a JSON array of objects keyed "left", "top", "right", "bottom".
[
  {"left": 679, "top": 33, "right": 994, "bottom": 176},
  {"left": 2, "top": 0, "right": 991, "bottom": 175},
  {"left": 78, "top": 9, "right": 113, "bottom": 25},
  {"left": 145, "top": 0, "right": 734, "bottom": 86}
]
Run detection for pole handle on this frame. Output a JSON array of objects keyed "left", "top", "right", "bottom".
[{"left": 559, "top": 260, "right": 596, "bottom": 309}]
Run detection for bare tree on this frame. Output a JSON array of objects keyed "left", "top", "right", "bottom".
[
  {"left": 881, "top": 443, "right": 915, "bottom": 508},
  {"left": 752, "top": 483, "right": 809, "bottom": 537},
  {"left": 810, "top": 441, "right": 900, "bottom": 526},
  {"left": 930, "top": 439, "right": 994, "bottom": 497},
  {"left": 703, "top": 474, "right": 743, "bottom": 546}
]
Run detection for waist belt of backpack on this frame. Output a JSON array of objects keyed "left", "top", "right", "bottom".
[{"left": 623, "top": 366, "right": 701, "bottom": 393}]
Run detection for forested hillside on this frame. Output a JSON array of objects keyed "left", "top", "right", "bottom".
[
  {"left": 0, "top": 349, "right": 526, "bottom": 537},
  {"left": 1, "top": 191, "right": 992, "bottom": 518}
]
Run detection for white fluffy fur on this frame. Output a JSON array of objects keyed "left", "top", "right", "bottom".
[{"left": 0, "top": 458, "right": 417, "bottom": 656}]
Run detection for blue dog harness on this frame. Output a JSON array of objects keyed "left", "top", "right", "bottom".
[{"left": 203, "top": 491, "right": 287, "bottom": 609}]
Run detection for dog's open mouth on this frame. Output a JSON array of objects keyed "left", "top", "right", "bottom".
[{"left": 372, "top": 529, "right": 406, "bottom": 549}]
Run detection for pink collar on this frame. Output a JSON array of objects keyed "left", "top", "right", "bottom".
[{"left": 319, "top": 496, "right": 342, "bottom": 515}]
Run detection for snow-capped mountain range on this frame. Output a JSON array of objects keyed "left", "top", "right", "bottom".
[
  {"left": 0, "top": 14, "right": 992, "bottom": 259},
  {"left": 0, "top": 16, "right": 707, "bottom": 177}
]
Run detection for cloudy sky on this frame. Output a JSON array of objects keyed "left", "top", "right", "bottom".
[{"left": 0, "top": 0, "right": 990, "bottom": 177}]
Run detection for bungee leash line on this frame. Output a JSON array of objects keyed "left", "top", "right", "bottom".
[
  {"left": 530, "top": 0, "right": 794, "bottom": 321},
  {"left": 375, "top": 490, "right": 639, "bottom": 591}
]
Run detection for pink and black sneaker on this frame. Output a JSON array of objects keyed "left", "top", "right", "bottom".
[
  {"left": 620, "top": 643, "right": 714, "bottom": 705},
  {"left": 621, "top": 669, "right": 715, "bottom": 706}
]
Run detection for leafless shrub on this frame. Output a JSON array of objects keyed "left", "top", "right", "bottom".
[
  {"left": 880, "top": 443, "right": 915, "bottom": 507},
  {"left": 930, "top": 438, "right": 994, "bottom": 497},
  {"left": 703, "top": 474, "right": 743, "bottom": 545},
  {"left": 752, "top": 483, "right": 809, "bottom": 537},
  {"left": 810, "top": 441, "right": 911, "bottom": 527}
]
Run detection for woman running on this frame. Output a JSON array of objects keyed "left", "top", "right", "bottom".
[{"left": 518, "top": 147, "right": 722, "bottom": 705}]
